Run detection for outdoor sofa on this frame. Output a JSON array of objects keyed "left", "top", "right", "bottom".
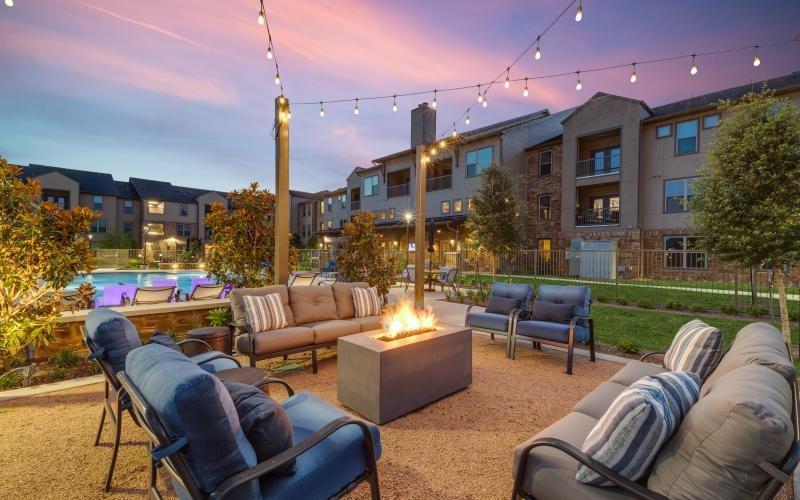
[
  {"left": 230, "top": 282, "right": 382, "bottom": 373},
  {"left": 512, "top": 321, "right": 800, "bottom": 499}
]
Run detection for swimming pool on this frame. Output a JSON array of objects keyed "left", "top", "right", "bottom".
[{"left": 67, "top": 271, "right": 211, "bottom": 299}]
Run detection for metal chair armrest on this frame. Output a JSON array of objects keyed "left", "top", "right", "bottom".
[
  {"left": 177, "top": 339, "right": 212, "bottom": 353},
  {"left": 194, "top": 353, "right": 242, "bottom": 368},
  {"left": 209, "top": 416, "right": 378, "bottom": 499},
  {"left": 253, "top": 377, "right": 295, "bottom": 397},
  {"left": 512, "top": 437, "right": 668, "bottom": 500},
  {"left": 639, "top": 351, "right": 665, "bottom": 363}
]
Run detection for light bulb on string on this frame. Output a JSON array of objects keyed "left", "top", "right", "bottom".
[
  {"left": 575, "top": 0, "right": 583, "bottom": 22},
  {"left": 432, "top": 90, "right": 438, "bottom": 108},
  {"left": 504, "top": 68, "right": 511, "bottom": 89},
  {"left": 392, "top": 95, "right": 398, "bottom": 112},
  {"left": 274, "top": 73, "right": 280, "bottom": 85},
  {"left": 4, "top": 0, "right": 13, "bottom": 6},
  {"left": 630, "top": 63, "right": 637, "bottom": 83},
  {"left": 477, "top": 85, "right": 483, "bottom": 103},
  {"left": 354, "top": 99, "right": 359, "bottom": 115},
  {"left": 266, "top": 46, "right": 273, "bottom": 60},
  {"left": 523, "top": 78, "right": 529, "bottom": 97},
  {"left": 278, "top": 95, "right": 285, "bottom": 104},
  {"left": 690, "top": 54, "right": 698, "bottom": 75},
  {"left": 482, "top": 95, "right": 488, "bottom": 108},
  {"left": 258, "top": 9, "right": 265, "bottom": 25},
  {"left": 319, "top": 102, "right": 325, "bottom": 117},
  {"left": 753, "top": 46, "right": 761, "bottom": 67},
  {"left": 534, "top": 37, "right": 542, "bottom": 60},
  {"left": 451, "top": 128, "right": 457, "bottom": 138},
  {"left": 575, "top": 72, "right": 582, "bottom": 91},
  {"left": 465, "top": 114, "right": 470, "bottom": 125}
]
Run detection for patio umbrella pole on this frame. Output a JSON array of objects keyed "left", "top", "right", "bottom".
[
  {"left": 274, "top": 96, "right": 290, "bottom": 285},
  {"left": 414, "top": 144, "right": 426, "bottom": 308}
]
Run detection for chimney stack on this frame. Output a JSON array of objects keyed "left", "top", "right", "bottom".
[{"left": 410, "top": 103, "right": 436, "bottom": 148}]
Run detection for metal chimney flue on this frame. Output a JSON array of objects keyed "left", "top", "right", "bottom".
[{"left": 411, "top": 103, "right": 436, "bottom": 148}]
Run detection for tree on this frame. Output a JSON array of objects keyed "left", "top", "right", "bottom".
[
  {"left": 0, "top": 158, "right": 95, "bottom": 369},
  {"left": 97, "top": 230, "right": 137, "bottom": 249},
  {"left": 691, "top": 89, "right": 800, "bottom": 344},
  {"left": 204, "top": 183, "right": 296, "bottom": 287},
  {"left": 336, "top": 212, "right": 396, "bottom": 300},
  {"left": 305, "top": 234, "right": 320, "bottom": 249},
  {"left": 464, "top": 165, "right": 524, "bottom": 279},
  {"left": 290, "top": 233, "right": 302, "bottom": 249}
]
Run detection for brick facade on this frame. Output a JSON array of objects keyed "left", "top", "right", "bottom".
[{"left": 526, "top": 143, "right": 563, "bottom": 246}]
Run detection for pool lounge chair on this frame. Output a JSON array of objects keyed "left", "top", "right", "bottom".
[
  {"left": 130, "top": 285, "right": 176, "bottom": 305},
  {"left": 289, "top": 272, "right": 319, "bottom": 287},
  {"left": 188, "top": 283, "right": 225, "bottom": 301},
  {"left": 96, "top": 284, "right": 138, "bottom": 307},
  {"left": 151, "top": 279, "right": 178, "bottom": 302}
]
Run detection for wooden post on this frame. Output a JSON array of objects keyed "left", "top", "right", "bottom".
[
  {"left": 274, "top": 96, "right": 290, "bottom": 285},
  {"left": 414, "top": 144, "right": 426, "bottom": 308}
]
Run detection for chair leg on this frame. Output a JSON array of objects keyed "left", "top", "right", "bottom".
[
  {"left": 249, "top": 355, "right": 256, "bottom": 368},
  {"left": 589, "top": 319, "right": 596, "bottom": 362},
  {"left": 311, "top": 349, "right": 318, "bottom": 374},
  {"left": 283, "top": 355, "right": 288, "bottom": 360},
  {"left": 93, "top": 403, "right": 107, "bottom": 446},
  {"left": 104, "top": 399, "right": 124, "bottom": 491}
]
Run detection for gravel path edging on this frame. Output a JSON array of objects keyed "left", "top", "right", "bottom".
[{"left": 0, "top": 374, "right": 103, "bottom": 402}]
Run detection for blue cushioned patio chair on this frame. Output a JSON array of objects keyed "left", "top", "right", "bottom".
[
  {"left": 465, "top": 282, "right": 534, "bottom": 358},
  {"left": 510, "top": 285, "right": 595, "bottom": 375},
  {"left": 82, "top": 308, "right": 245, "bottom": 492},
  {"left": 118, "top": 343, "right": 381, "bottom": 500}
]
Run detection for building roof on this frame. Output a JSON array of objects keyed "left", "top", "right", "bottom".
[
  {"left": 518, "top": 107, "right": 575, "bottom": 150},
  {"left": 21, "top": 164, "right": 119, "bottom": 196},
  {"left": 560, "top": 93, "right": 653, "bottom": 124},
  {"left": 114, "top": 181, "right": 138, "bottom": 199},
  {"left": 648, "top": 71, "right": 800, "bottom": 120},
  {"left": 129, "top": 177, "right": 222, "bottom": 203}
]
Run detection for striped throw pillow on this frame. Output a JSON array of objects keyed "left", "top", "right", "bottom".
[
  {"left": 242, "top": 293, "right": 288, "bottom": 332},
  {"left": 663, "top": 319, "right": 723, "bottom": 381},
  {"left": 576, "top": 371, "right": 700, "bottom": 486},
  {"left": 352, "top": 287, "right": 381, "bottom": 318}
]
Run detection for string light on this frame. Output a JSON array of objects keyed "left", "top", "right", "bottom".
[
  {"left": 266, "top": 46, "right": 273, "bottom": 60},
  {"left": 392, "top": 95, "right": 398, "bottom": 112},
  {"left": 465, "top": 114, "right": 470, "bottom": 125},
  {"left": 432, "top": 89, "right": 438, "bottom": 108},
  {"left": 477, "top": 85, "right": 483, "bottom": 103},
  {"left": 523, "top": 78, "right": 529, "bottom": 97},
  {"left": 482, "top": 95, "right": 488, "bottom": 108},
  {"left": 504, "top": 68, "right": 511, "bottom": 89},
  {"left": 354, "top": 98, "right": 359, "bottom": 115},
  {"left": 575, "top": 71, "right": 582, "bottom": 91},
  {"left": 274, "top": 72, "right": 281, "bottom": 85},
  {"left": 257, "top": 9, "right": 265, "bottom": 25},
  {"left": 575, "top": 0, "right": 583, "bottom": 22},
  {"left": 279, "top": 95, "right": 285, "bottom": 104},
  {"left": 534, "top": 37, "right": 542, "bottom": 60},
  {"left": 258, "top": 0, "right": 285, "bottom": 98},
  {"left": 690, "top": 54, "right": 698, "bottom": 75},
  {"left": 452, "top": 128, "right": 457, "bottom": 138},
  {"left": 319, "top": 102, "right": 325, "bottom": 117},
  {"left": 4, "top": 0, "right": 13, "bottom": 6},
  {"left": 630, "top": 63, "right": 637, "bottom": 83},
  {"left": 753, "top": 46, "right": 761, "bottom": 67}
]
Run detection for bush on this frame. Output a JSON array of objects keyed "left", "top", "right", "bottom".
[
  {"left": 0, "top": 370, "right": 22, "bottom": 390},
  {"left": 689, "top": 303, "right": 707, "bottom": 313},
  {"left": 46, "top": 366, "right": 68, "bottom": 383},
  {"left": 466, "top": 289, "right": 477, "bottom": 303},
  {"left": 52, "top": 349, "right": 81, "bottom": 369},
  {"left": 789, "top": 310, "right": 800, "bottom": 321},
  {"left": 206, "top": 307, "right": 231, "bottom": 327},
  {"left": 616, "top": 297, "right": 629, "bottom": 306},
  {"left": 127, "top": 258, "right": 141, "bottom": 268},
  {"left": 745, "top": 304, "right": 769, "bottom": 317},
  {"left": 664, "top": 300, "right": 684, "bottom": 310},
  {"left": 616, "top": 338, "right": 640, "bottom": 354},
  {"left": 455, "top": 289, "right": 465, "bottom": 303},
  {"left": 443, "top": 291, "right": 451, "bottom": 301},
  {"left": 595, "top": 294, "right": 609, "bottom": 303},
  {"left": 719, "top": 304, "right": 738, "bottom": 315},
  {"left": 637, "top": 299, "right": 653, "bottom": 309}
]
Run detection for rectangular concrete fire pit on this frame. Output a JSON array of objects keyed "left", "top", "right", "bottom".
[{"left": 337, "top": 323, "right": 472, "bottom": 424}]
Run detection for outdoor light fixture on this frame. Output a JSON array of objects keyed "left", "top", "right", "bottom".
[
  {"left": 690, "top": 54, "right": 698, "bottom": 75},
  {"left": 630, "top": 63, "right": 637, "bottom": 83},
  {"left": 266, "top": 46, "right": 273, "bottom": 59},
  {"left": 432, "top": 90, "right": 438, "bottom": 108},
  {"left": 575, "top": 0, "right": 583, "bottom": 22},
  {"left": 477, "top": 85, "right": 483, "bottom": 103},
  {"left": 534, "top": 37, "right": 542, "bottom": 60},
  {"left": 465, "top": 114, "right": 470, "bottom": 125},
  {"left": 753, "top": 46, "right": 761, "bottom": 67},
  {"left": 452, "top": 128, "right": 457, "bottom": 138},
  {"left": 274, "top": 72, "right": 281, "bottom": 85},
  {"left": 392, "top": 95, "right": 398, "bottom": 112},
  {"left": 319, "top": 102, "right": 325, "bottom": 117},
  {"left": 504, "top": 69, "right": 511, "bottom": 88},
  {"left": 258, "top": 9, "right": 265, "bottom": 25},
  {"left": 575, "top": 71, "right": 582, "bottom": 90},
  {"left": 482, "top": 96, "right": 488, "bottom": 108},
  {"left": 5, "top": 0, "right": 13, "bottom": 7},
  {"left": 523, "top": 78, "right": 529, "bottom": 97},
  {"left": 354, "top": 98, "right": 359, "bottom": 115}
]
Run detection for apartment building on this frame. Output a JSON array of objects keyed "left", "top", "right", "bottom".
[
  {"left": 290, "top": 190, "right": 319, "bottom": 245},
  {"left": 19, "top": 165, "right": 230, "bottom": 251}
]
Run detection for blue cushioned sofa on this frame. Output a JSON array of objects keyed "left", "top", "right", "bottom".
[
  {"left": 465, "top": 282, "right": 534, "bottom": 358},
  {"left": 119, "top": 343, "right": 382, "bottom": 499},
  {"left": 510, "top": 285, "right": 595, "bottom": 375}
]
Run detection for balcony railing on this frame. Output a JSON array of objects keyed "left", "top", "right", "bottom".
[
  {"left": 577, "top": 153, "right": 621, "bottom": 178},
  {"left": 426, "top": 174, "right": 452, "bottom": 192},
  {"left": 351, "top": 201, "right": 361, "bottom": 211},
  {"left": 387, "top": 183, "right": 410, "bottom": 198},
  {"left": 576, "top": 207, "right": 620, "bottom": 226}
]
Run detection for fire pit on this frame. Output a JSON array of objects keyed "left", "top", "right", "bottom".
[{"left": 337, "top": 301, "right": 472, "bottom": 424}]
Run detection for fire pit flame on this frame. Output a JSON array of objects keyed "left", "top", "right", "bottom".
[{"left": 380, "top": 300, "right": 437, "bottom": 341}]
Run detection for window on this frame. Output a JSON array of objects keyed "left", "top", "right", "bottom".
[
  {"left": 44, "top": 194, "right": 68, "bottom": 209},
  {"left": 453, "top": 199, "right": 463, "bottom": 213},
  {"left": 363, "top": 175, "right": 379, "bottom": 197},
  {"left": 327, "top": 220, "right": 333, "bottom": 229},
  {"left": 122, "top": 199, "right": 134, "bottom": 214},
  {"left": 319, "top": 222, "right": 324, "bottom": 231},
  {"left": 204, "top": 204, "right": 213, "bottom": 215},
  {"left": 467, "top": 197, "right": 473, "bottom": 211},
  {"left": 176, "top": 223, "right": 191, "bottom": 237},
  {"left": 675, "top": 119, "right": 699, "bottom": 155},
  {"left": 538, "top": 195, "right": 551, "bottom": 220},
  {"left": 327, "top": 197, "right": 333, "bottom": 211},
  {"left": 441, "top": 201, "right": 450, "bottom": 214},
  {"left": 703, "top": 114, "right": 720, "bottom": 129},
  {"left": 590, "top": 146, "right": 621, "bottom": 175},
  {"left": 664, "top": 178, "right": 698, "bottom": 213},
  {"left": 146, "top": 223, "right": 164, "bottom": 235},
  {"left": 340, "top": 219, "right": 348, "bottom": 228},
  {"left": 656, "top": 124, "right": 672, "bottom": 138},
  {"left": 147, "top": 200, "right": 165, "bottom": 215},
  {"left": 388, "top": 208, "right": 395, "bottom": 220},
  {"left": 123, "top": 221, "right": 133, "bottom": 234},
  {"left": 91, "top": 219, "right": 107, "bottom": 233},
  {"left": 664, "top": 236, "right": 706, "bottom": 269},
  {"left": 539, "top": 150, "right": 552, "bottom": 176},
  {"left": 466, "top": 146, "right": 493, "bottom": 177},
  {"left": 538, "top": 239, "right": 552, "bottom": 263},
  {"left": 92, "top": 195, "right": 103, "bottom": 210},
  {"left": 320, "top": 201, "right": 325, "bottom": 214},
  {"left": 179, "top": 203, "right": 189, "bottom": 216},
  {"left": 338, "top": 194, "right": 347, "bottom": 208},
  {"left": 379, "top": 210, "right": 386, "bottom": 221}
]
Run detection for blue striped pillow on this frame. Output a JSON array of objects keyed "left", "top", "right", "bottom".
[
  {"left": 576, "top": 371, "right": 700, "bottom": 486},
  {"left": 664, "top": 319, "right": 723, "bottom": 381}
]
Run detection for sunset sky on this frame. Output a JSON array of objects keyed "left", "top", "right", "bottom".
[{"left": 0, "top": 0, "right": 798, "bottom": 192}]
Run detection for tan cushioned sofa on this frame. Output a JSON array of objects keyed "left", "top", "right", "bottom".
[
  {"left": 229, "top": 282, "right": 381, "bottom": 373},
  {"left": 512, "top": 322, "right": 799, "bottom": 500}
]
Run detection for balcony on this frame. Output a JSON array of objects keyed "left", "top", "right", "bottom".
[
  {"left": 577, "top": 153, "right": 621, "bottom": 178},
  {"left": 426, "top": 174, "right": 452, "bottom": 192},
  {"left": 387, "top": 183, "right": 410, "bottom": 198},
  {"left": 575, "top": 207, "right": 620, "bottom": 227},
  {"left": 351, "top": 201, "right": 361, "bottom": 211}
]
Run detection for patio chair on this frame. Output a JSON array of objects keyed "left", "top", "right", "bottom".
[
  {"left": 435, "top": 267, "right": 459, "bottom": 293},
  {"left": 188, "top": 283, "right": 225, "bottom": 301},
  {"left": 510, "top": 285, "right": 595, "bottom": 375},
  {"left": 402, "top": 265, "right": 415, "bottom": 292},
  {"left": 465, "top": 282, "right": 534, "bottom": 358},
  {"left": 289, "top": 272, "right": 319, "bottom": 287},
  {"left": 96, "top": 284, "right": 138, "bottom": 307},
  {"left": 118, "top": 343, "right": 382, "bottom": 499},
  {"left": 152, "top": 279, "right": 178, "bottom": 302},
  {"left": 82, "top": 308, "right": 244, "bottom": 492},
  {"left": 130, "top": 285, "right": 176, "bottom": 305}
]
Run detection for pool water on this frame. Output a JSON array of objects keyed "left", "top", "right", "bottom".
[{"left": 67, "top": 271, "right": 210, "bottom": 299}]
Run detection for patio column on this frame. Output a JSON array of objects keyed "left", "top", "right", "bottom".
[
  {"left": 274, "top": 96, "right": 290, "bottom": 285},
  {"left": 414, "top": 144, "right": 426, "bottom": 308}
]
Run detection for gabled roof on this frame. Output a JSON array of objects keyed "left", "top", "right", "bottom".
[
  {"left": 519, "top": 107, "right": 575, "bottom": 150},
  {"left": 129, "top": 177, "right": 222, "bottom": 203},
  {"left": 648, "top": 71, "right": 800, "bottom": 120},
  {"left": 560, "top": 92, "right": 653, "bottom": 124},
  {"left": 114, "top": 181, "right": 138, "bottom": 199},
  {"left": 21, "top": 164, "right": 118, "bottom": 196}
]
